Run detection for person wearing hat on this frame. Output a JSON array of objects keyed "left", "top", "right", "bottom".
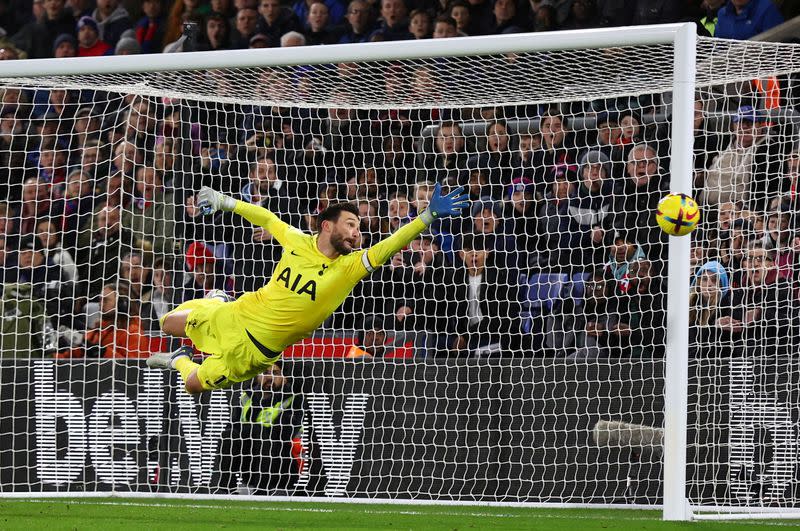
[
  {"left": 505, "top": 176, "right": 538, "bottom": 266},
  {"left": 689, "top": 260, "right": 737, "bottom": 358},
  {"left": 76, "top": 16, "right": 112, "bottom": 56},
  {"left": 182, "top": 241, "right": 234, "bottom": 302},
  {"left": 52, "top": 33, "right": 77, "bottom": 57},
  {"left": 9, "top": 0, "right": 75, "bottom": 59},
  {"left": 248, "top": 32, "right": 270, "bottom": 48},
  {"left": 114, "top": 35, "right": 140, "bottom": 55},
  {"left": 566, "top": 149, "right": 614, "bottom": 270},
  {"left": 703, "top": 104, "right": 783, "bottom": 213}
]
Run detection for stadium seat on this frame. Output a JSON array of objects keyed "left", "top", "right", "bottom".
[{"left": 519, "top": 273, "right": 569, "bottom": 334}]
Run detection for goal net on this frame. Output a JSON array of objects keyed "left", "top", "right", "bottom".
[{"left": 0, "top": 27, "right": 798, "bottom": 519}]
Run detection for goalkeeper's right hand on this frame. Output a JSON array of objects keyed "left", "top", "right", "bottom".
[{"left": 196, "top": 187, "right": 236, "bottom": 215}]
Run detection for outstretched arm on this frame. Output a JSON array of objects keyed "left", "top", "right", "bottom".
[
  {"left": 364, "top": 183, "right": 469, "bottom": 271},
  {"left": 195, "top": 187, "right": 298, "bottom": 247}
]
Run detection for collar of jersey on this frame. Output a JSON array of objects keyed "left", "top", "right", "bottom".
[{"left": 312, "top": 234, "right": 335, "bottom": 263}]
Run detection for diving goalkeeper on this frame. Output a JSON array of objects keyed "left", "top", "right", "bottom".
[{"left": 147, "top": 183, "right": 468, "bottom": 394}]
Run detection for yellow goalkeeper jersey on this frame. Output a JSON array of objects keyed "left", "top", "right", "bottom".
[{"left": 229, "top": 201, "right": 428, "bottom": 354}]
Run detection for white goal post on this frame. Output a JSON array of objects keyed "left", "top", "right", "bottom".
[{"left": 1, "top": 23, "right": 799, "bottom": 522}]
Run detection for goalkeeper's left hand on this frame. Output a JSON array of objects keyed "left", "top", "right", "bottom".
[
  {"left": 196, "top": 186, "right": 236, "bottom": 216},
  {"left": 420, "top": 183, "right": 469, "bottom": 225}
]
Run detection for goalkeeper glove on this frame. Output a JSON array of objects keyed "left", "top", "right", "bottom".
[
  {"left": 196, "top": 186, "right": 236, "bottom": 216},
  {"left": 420, "top": 183, "right": 470, "bottom": 225}
]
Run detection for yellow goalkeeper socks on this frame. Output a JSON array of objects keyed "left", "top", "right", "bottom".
[{"left": 174, "top": 356, "right": 200, "bottom": 382}]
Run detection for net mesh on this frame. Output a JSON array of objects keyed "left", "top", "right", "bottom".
[{"left": 0, "top": 35, "right": 798, "bottom": 514}]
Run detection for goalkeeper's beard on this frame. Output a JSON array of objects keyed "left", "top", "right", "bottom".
[{"left": 330, "top": 231, "right": 355, "bottom": 255}]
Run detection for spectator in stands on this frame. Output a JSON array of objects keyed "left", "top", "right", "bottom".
[
  {"left": 15, "top": 177, "right": 61, "bottom": 237},
  {"left": 230, "top": 6, "right": 259, "bottom": 47},
  {"left": 408, "top": 9, "right": 432, "bottom": 39},
  {"left": 357, "top": 200, "right": 383, "bottom": 248},
  {"left": 59, "top": 169, "right": 96, "bottom": 242},
  {"left": 616, "top": 110, "right": 641, "bottom": 150},
  {"left": 387, "top": 189, "right": 412, "bottom": 233},
  {"left": 535, "top": 169, "right": 574, "bottom": 269},
  {"left": 604, "top": 228, "right": 646, "bottom": 294},
  {"left": 703, "top": 106, "right": 784, "bottom": 214},
  {"left": 11, "top": 0, "right": 74, "bottom": 59},
  {"left": 251, "top": 32, "right": 271, "bottom": 48},
  {"left": 530, "top": 110, "right": 578, "bottom": 200},
  {"left": 715, "top": 0, "right": 783, "bottom": 40},
  {"left": 149, "top": 258, "right": 175, "bottom": 328},
  {"left": 305, "top": 0, "right": 337, "bottom": 44},
  {"left": 198, "top": 11, "right": 230, "bottom": 50},
  {"left": 691, "top": 99, "right": 727, "bottom": 185},
  {"left": 91, "top": 0, "right": 131, "bottom": 47},
  {"left": 491, "top": 0, "right": 522, "bottom": 33},
  {"left": 531, "top": 1, "right": 558, "bottom": 32},
  {"left": 115, "top": 33, "right": 140, "bottom": 55},
  {"left": 77, "top": 205, "right": 136, "bottom": 298},
  {"left": 136, "top": 0, "right": 166, "bottom": 53},
  {"left": 76, "top": 16, "right": 112, "bottom": 56},
  {"left": 371, "top": 0, "right": 412, "bottom": 40},
  {"left": 280, "top": 30, "right": 306, "bottom": 46},
  {"left": 558, "top": 268, "right": 612, "bottom": 358},
  {"left": 294, "top": 0, "right": 345, "bottom": 28},
  {"left": 0, "top": 235, "right": 17, "bottom": 283},
  {"left": 468, "top": 198, "right": 517, "bottom": 267},
  {"left": 338, "top": 0, "right": 374, "bottom": 43},
  {"left": 613, "top": 143, "right": 669, "bottom": 261},
  {"left": 120, "top": 250, "right": 150, "bottom": 303},
  {"left": 79, "top": 281, "right": 167, "bottom": 358},
  {"left": 52, "top": 32, "right": 77, "bottom": 57},
  {"left": 181, "top": 241, "right": 234, "bottom": 301},
  {"left": 696, "top": 0, "right": 724, "bottom": 36},
  {"left": 504, "top": 176, "right": 538, "bottom": 259},
  {"left": 128, "top": 166, "right": 177, "bottom": 255},
  {"left": 349, "top": 316, "right": 392, "bottom": 358},
  {"left": 470, "top": 119, "right": 515, "bottom": 187},
  {"left": 761, "top": 207, "right": 796, "bottom": 280},
  {"left": 0, "top": 111, "right": 28, "bottom": 202},
  {"left": 111, "top": 139, "right": 142, "bottom": 178},
  {"left": 257, "top": 0, "right": 301, "bottom": 47},
  {"left": 448, "top": 233, "right": 520, "bottom": 356},
  {"left": 623, "top": 254, "right": 666, "bottom": 357},
  {"left": 428, "top": 120, "right": 469, "bottom": 182},
  {"left": 432, "top": 14, "right": 458, "bottom": 38},
  {"left": 15, "top": 233, "right": 65, "bottom": 287},
  {"left": 562, "top": 0, "right": 598, "bottom": 30},
  {"left": 34, "top": 218, "right": 78, "bottom": 282},
  {"left": 723, "top": 243, "right": 797, "bottom": 357},
  {"left": 689, "top": 260, "right": 734, "bottom": 357},
  {"left": 566, "top": 149, "right": 614, "bottom": 271}
]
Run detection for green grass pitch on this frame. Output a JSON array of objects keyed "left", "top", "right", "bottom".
[{"left": 2, "top": 498, "right": 800, "bottom": 530}]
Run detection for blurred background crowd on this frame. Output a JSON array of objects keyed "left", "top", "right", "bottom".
[{"left": 0, "top": 0, "right": 798, "bottom": 360}]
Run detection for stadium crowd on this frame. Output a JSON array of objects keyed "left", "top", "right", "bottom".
[{"left": 0, "top": 0, "right": 798, "bottom": 360}]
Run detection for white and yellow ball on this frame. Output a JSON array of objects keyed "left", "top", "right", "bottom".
[{"left": 655, "top": 193, "right": 700, "bottom": 236}]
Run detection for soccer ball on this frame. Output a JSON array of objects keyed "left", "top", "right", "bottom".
[{"left": 655, "top": 193, "right": 700, "bottom": 236}]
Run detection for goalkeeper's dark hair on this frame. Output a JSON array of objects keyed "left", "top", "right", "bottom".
[{"left": 317, "top": 202, "right": 360, "bottom": 227}]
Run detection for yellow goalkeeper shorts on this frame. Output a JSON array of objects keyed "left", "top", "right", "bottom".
[{"left": 161, "top": 298, "right": 279, "bottom": 390}]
